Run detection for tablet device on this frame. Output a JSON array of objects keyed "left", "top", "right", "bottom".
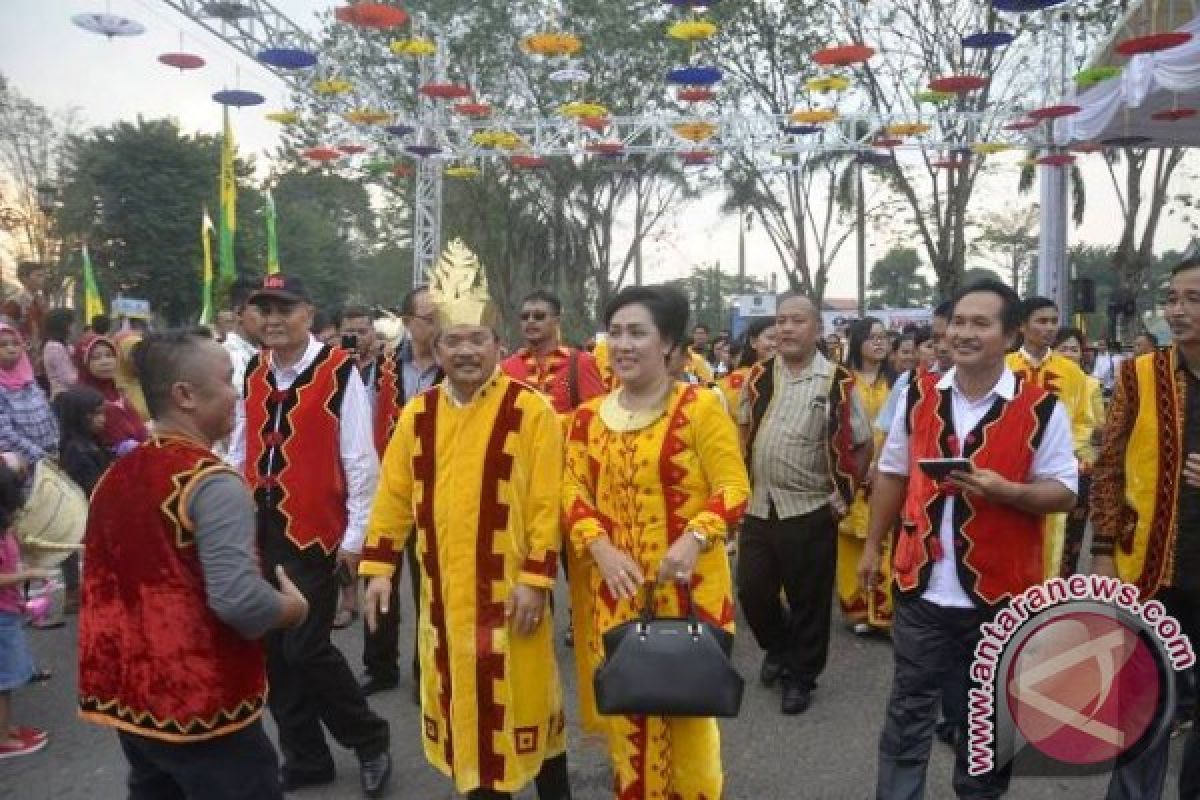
[{"left": 918, "top": 458, "right": 972, "bottom": 481}]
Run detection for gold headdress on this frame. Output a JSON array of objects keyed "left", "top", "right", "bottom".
[{"left": 427, "top": 238, "right": 499, "bottom": 329}]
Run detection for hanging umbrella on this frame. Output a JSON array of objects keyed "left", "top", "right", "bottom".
[
  {"left": 72, "top": 13, "right": 145, "bottom": 38},
  {"left": 158, "top": 52, "right": 206, "bottom": 70},
  {"left": 258, "top": 48, "right": 318, "bottom": 69},
  {"left": 213, "top": 89, "right": 265, "bottom": 107}
]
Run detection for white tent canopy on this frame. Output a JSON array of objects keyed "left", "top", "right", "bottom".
[{"left": 1059, "top": 13, "right": 1200, "bottom": 147}]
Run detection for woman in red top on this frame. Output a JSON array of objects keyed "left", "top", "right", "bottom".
[{"left": 75, "top": 335, "right": 147, "bottom": 456}]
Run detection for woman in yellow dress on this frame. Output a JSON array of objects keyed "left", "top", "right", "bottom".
[
  {"left": 563, "top": 285, "right": 750, "bottom": 800},
  {"left": 717, "top": 318, "right": 776, "bottom": 418},
  {"left": 837, "top": 317, "right": 894, "bottom": 633}
]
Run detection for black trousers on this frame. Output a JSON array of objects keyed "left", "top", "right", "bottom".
[
  {"left": 118, "top": 720, "right": 281, "bottom": 800},
  {"left": 259, "top": 511, "right": 389, "bottom": 776},
  {"left": 736, "top": 504, "right": 836, "bottom": 689},
  {"left": 363, "top": 538, "right": 421, "bottom": 684},
  {"left": 466, "top": 753, "right": 572, "bottom": 800},
  {"left": 1106, "top": 586, "right": 1200, "bottom": 800},
  {"left": 877, "top": 597, "right": 1011, "bottom": 800}
]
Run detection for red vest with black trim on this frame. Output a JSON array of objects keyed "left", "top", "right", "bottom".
[
  {"left": 244, "top": 345, "right": 352, "bottom": 552},
  {"left": 373, "top": 348, "right": 444, "bottom": 456},
  {"left": 78, "top": 436, "right": 266, "bottom": 742},
  {"left": 893, "top": 373, "right": 1058, "bottom": 606}
]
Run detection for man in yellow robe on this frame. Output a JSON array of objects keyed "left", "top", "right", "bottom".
[
  {"left": 361, "top": 240, "right": 570, "bottom": 799},
  {"left": 1005, "top": 296, "right": 1095, "bottom": 578}
]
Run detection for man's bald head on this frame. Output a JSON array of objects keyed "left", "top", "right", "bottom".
[
  {"left": 133, "top": 329, "right": 220, "bottom": 418},
  {"left": 776, "top": 291, "right": 820, "bottom": 319}
]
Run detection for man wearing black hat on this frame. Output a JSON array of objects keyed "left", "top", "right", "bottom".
[{"left": 229, "top": 274, "right": 392, "bottom": 797}]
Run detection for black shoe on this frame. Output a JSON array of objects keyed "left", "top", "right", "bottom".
[
  {"left": 759, "top": 652, "right": 786, "bottom": 688},
  {"left": 280, "top": 765, "right": 335, "bottom": 792},
  {"left": 359, "top": 674, "right": 399, "bottom": 697},
  {"left": 359, "top": 751, "right": 392, "bottom": 798},
  {"left": 781, "top": 682, "right": 812, "bottom": 715}
]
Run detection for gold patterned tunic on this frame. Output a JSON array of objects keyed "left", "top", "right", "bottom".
[{"left": 563, "top": 383, "right": 749, "bottom": 800}]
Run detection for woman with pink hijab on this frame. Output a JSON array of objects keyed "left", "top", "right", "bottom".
[{"left": 0, "top": 322, "right": 57, "bottom": 481}]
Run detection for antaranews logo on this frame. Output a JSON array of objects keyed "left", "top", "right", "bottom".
[{"left": 967, "top": 575, "right": 1195, "bottom": 778}]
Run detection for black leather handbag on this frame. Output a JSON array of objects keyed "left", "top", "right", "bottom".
[{"left": 593, "top": 585, "right": 744, "bottom": 718}]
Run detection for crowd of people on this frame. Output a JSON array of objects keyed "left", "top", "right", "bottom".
[{"left": 1, "top": 250, "right": 1199, "bottom": 800}]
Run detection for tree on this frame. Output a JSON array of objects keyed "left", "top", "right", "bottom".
[
  {"left": 0, "top": 73, "right": 80, "bottom": 294},
  {"left": 867, "top": 246, "right": 933, "bottom": 308},
  {"left": 55, "top": 117, "right": 262, "bottom": 324},
  {"left": 267, "top": 169, "right": 378, "bottom": 311},
  {"left": 1097, "top": 147, "right": 1194, "bottom": 337},
  {"left": 833, "top": 1, "right": 1122, "bottom": 297},
  {"left": 667, "top": 261, "right": 767, "bottom": 332},
  {"left": 975, "top": 206, "right": 1039, "bottom": 296}
]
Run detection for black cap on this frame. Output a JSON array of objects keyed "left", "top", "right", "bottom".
[{"left": 247, "top": 273, "right": 311, "bottom": 305}]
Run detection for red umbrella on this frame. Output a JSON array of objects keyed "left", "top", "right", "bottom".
[
  {"left": 586, "top": 141, "right": 625, "bottom": 156},
  {"left": 453, "top": 102, "right": 492, "bottom": 117},
  {"left": 303, "top": 147, "right": 342, "bottom": 162},
  {"left": 1036, "top": 154, "right": 1076, "bottom": 167},
  {"left": 678, "top": 87, "right": 716, "bottom": 102},
  {"left": 1152, "top": 108, "right": 1198, "bottom": 122},
  {"left": 1027, "top": 104, "right": 1082, "bottom": 121},
  {"left": 813, "top": 44, "right": 875, "bottom": 67},
  {"left": 334, "top": 3, "right": 408, "bottom": 29},
  {"left": 419, "top": 82, "right": 471, "bottom": 100},
  {"left": 511, "top": 155, "right": 548, "bottom": 169},
  {"left": 1116, "top": 32, "right": 1192, "bottom": 57},
  {"left": 158, "top": 52, "right": 205, "bottom": 70},
  {"left": 928, "top": 75, "right": 987, "bottom": 93}
]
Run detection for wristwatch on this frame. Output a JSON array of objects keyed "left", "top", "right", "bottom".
[{"left": 689, "top": 529, "right": 714, "bottom": 552}]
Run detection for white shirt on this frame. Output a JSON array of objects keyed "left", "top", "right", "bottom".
[
  {"left": 1091, "top": 351, "right": 1121, "bottom": 392},
  {"left": 228, "top": 335, "right": 380, "bottom": 554},
  {"left": 877, "top": 366, "right": 1078, "bottom": 608},
  {"left": 215, "top": 330, "right": 259, "bottom": 462}
]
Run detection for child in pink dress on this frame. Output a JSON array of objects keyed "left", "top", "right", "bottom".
[{"left": 0, "top": 457, "right": 52, "bottom": 759}]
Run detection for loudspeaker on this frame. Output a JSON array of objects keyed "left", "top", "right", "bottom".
[{"left": 1072, "top": 278, "right": 1096, "bottom": 313}]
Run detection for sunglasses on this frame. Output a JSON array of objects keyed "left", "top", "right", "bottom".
[{"left": 520, "top": 310, "right": 550, "bottom": 321}]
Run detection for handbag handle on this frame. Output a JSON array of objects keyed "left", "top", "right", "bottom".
[{"left": 637, "top": 582, "right": 700, "bottom": 629}]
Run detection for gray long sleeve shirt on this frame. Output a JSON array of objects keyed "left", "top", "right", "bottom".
[{"left": 188, "top": 472, "right": 281, "bottom": 639}]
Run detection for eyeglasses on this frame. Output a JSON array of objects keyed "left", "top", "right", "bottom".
[{"left": 521, "top": 310, "right": 549, "bottom": 321}]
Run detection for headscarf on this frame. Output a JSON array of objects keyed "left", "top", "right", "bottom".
[
  {"left": 0, "top": 321, "right": 35, "bottom": 392},
  {"left": 113, "top": 331, "right": 150, "bottom": 422},
  {"left": 75, "top": 333, "right": 147, "bottom": 449}
]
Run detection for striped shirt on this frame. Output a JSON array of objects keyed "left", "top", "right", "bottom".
[{"left": 739, "top": 352, "right": 871, "bottom": 519}]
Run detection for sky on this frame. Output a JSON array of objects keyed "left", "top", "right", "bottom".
[{"left": 2, "top": 0, "right": 1198, "bottom": 301}]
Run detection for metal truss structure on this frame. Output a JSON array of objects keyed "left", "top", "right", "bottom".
[
  {"left": 160, "top": 1, "right": 1066, "bottom": 290},
  {"left": 157, "top": 0, "right": 318, "bottom": 88}
]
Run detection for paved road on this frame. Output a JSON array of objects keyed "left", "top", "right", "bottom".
[{"left": 1, "top": 574, "right": 1182, "bottom": 799}]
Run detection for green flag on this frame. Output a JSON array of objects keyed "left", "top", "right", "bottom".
[
  {"left": 218, "top": 106, "right": 237, "bottom": 286},
  {"left": 265, "top": 189, "right": 280, "bottom": 274},
  {"left": 82, "top": 245, "right": 104, "bottom": 322},
  {"left": 200, "top": 208, "right": 215, "bottom": 324}
]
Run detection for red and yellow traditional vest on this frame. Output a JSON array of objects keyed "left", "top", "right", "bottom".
[
  {"left": 374, "top": 351, "right": 401, "bottom": 455},
  {"left": 893, "top": 374, "right": 1058, "bottom": 606},
  {"left": 1107, "top": 349, "right": 1187, "bottom": 598},
  {"left": 244, "top": 345, "right": 352, "bottom": 552},
  {"left": 78, "top": 436, "right": 267, "bottom": 742}
]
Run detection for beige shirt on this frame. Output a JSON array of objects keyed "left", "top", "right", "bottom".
[{"left": 739, "top": 352, "right": 872, "bottom": 519}]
